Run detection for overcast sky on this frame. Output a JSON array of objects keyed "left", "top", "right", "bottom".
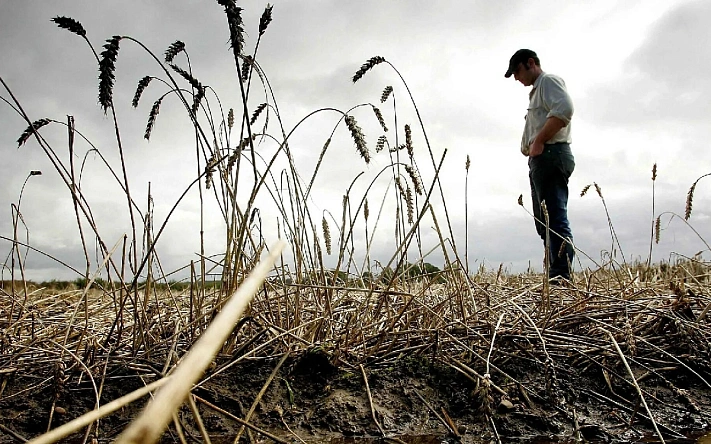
[{"left": 1, "top": 0, "right": 710, "bottom": 282}]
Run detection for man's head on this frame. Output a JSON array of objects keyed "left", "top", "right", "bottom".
[{"left": 505, "top": 49, "right": 541, "bottom": 86}]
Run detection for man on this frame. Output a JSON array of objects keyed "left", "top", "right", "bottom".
[{"left": 505, "top": 49, "right": 575, "bottom": 282}]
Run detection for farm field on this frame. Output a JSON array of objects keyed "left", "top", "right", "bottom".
[{"left": 0, "top": 267, "right": 710, "bottom": 443}]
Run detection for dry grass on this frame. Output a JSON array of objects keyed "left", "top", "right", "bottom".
[{"left": 1, "top": 263, "right": 710, "bottom": 442}]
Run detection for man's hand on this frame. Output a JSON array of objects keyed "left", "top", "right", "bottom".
[
  {"left": 529, "top": 117, "right": 567, "bottom": 157},
  {"left": 528, "top": 139, "right": 545, "bottom": 157}
]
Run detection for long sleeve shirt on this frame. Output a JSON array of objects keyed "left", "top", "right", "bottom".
[{"left": 521, "top": 72, "right": 574, "bottom": 156}]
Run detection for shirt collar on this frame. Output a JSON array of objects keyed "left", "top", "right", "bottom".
[
  {"left": 529, "top": 71, "right": 545, "bottom": 100},
  {"left": 532, "top": 71, "right": 546, "bottom": 89}
]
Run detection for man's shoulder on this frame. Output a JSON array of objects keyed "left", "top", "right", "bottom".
[{"left": 540, "top": 72, "right": 566, "bottom": 86}]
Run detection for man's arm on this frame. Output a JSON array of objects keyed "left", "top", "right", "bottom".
[
  {"left": 528, "top": 75, "right": 572, "bottom": 157},
  {"left": 528, "top": 116, "right": 566, "bottom": 157}
]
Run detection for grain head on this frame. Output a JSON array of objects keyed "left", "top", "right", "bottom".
[
  {"left": 404, "top": 165, "right": 423, "bottom": 195},
  {"left": 344, "top": 115, "right": 370, "bottom": 163},
  {"left": 132, "top": 76, "right": 152, "bottom": 108},
  {"left": 144, "top": 98, "right": 162, "bottom": 140},
  {"left": 17, "top": 118, "right": 51, "bottom": 147},
  {"left": 405, "top": 124, "right": 413, "bottom": 159},
  {"left": 51, "top": 16, "right": 86, "bottom": 37},
  {"left": 98, "top": 36, "right": 122, "bottom": 113},
  {"left": 259, "top": 4, "right": 274, "bottom": 36},
  {"left": 250, "top": 103, "right": 267, "bottom": 126},
  {"left": 372, "top": 105, "right": 387, "bottom": 132},
  {"left": 352, "top": 56, "right": 385, "bottom": 83},
  {"left": 381, "top": 85, "right": 393, "bottom": 103},
  {"left": 164, "top": 40, "right": 186, "bottom": 63}
]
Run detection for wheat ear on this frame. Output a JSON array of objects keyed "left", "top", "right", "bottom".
[
  {"left": 352, "top": 56, "right": 385, "bottom": 83},
  {"left": 217, "top": 0, "right": 245, "bottom": 55},
  {"left": 250, "top": 103, "right": 267, "bottom": 125},
  {"left": 376, "top": 135, "right": 387, "bottom": 153},
  {"left": 404, "top": 164, "right": 423, "bottom": 195},
  {"left": 372, "top": 105, "right": 387, "bottom": 132},
  {"left": 227, "top": 108, "right": 235, "bottom": 130},
  {"left": 98, "top": 36, "right": 122, "bottom": 113},
  {"left": 51, "top": 17, "right": 86, "bottom": 37},
  {"left": 381, "top": 85, "right": 393, "bottom": 103},
  {"left": 164, "top": 40, "right": 185, "bottom": 63},
  {"left": 144, "top": 98, "right": 163, "bottom": 140},
  {"left": 322, "top": 217, "right": 332, "bottom": 255},
  {"left": 17, "top": 119, "right": 52, "bottom": 147},
  {"left": 686, "top": 181, "right": 697, "bottom": 220},
  {"left": 259, "top": 4, "right": 274, "bottom": 35},
  {"left": 345, "top": 115, "right": 370, "bottom": 163},
  {"left": 580, "top": 184, "right": 591, "bottom": 197},
  {"left": 405, "top": 124, "right": 413, "bottom": 159},
  {"left": 132, "top": 76, "right": 152, "bottom": 108}
]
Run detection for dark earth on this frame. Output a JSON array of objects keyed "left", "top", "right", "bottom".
[{"left": 0, "top": 349, "right": 709, "bottom": 443}]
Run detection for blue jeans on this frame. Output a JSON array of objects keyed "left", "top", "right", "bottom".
[{"left": 528, "top": 143, "right": 575, "bottom": 280}]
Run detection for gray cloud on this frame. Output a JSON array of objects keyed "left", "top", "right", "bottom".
[{"left": 586, "top": 0, "right": 711, "bottom": 126}]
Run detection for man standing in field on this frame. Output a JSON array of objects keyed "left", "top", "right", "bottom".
[{"left": 505, "top": 49, "right": 575, "bottom": 283}]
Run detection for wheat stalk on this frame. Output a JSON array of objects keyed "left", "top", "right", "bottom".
[
  {"left": 116, "top": 242, "right": 285, "bottom": 444},
  {"left": 648, "top": 163, "right": 658, "bottom": 267}
]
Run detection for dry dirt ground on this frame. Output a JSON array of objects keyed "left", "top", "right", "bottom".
[{"left": 0, "top": 350, "right": 709, "bottom": 443}]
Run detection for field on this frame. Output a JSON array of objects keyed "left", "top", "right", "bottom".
[
  {"left": 1, "top": 2, "right": 711, "bottom": 443},
  {"left": 1, "top": 269, "right": 710, "bottom": 443}
]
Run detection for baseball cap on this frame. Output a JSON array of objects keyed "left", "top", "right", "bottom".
[{"left": 505, "top": 49, "right": 537, "bottom": 78}]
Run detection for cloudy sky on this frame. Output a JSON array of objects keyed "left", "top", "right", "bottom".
[{"left": 1, "top": 0, "right": 710, "bottom": 282}]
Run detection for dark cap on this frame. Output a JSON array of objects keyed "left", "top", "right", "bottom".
[{"left": 505, "top": 49, "right": 538, "bottom": 78}]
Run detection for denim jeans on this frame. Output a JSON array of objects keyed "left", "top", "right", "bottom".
[{"left": 528, "top": 143, "right": 575, "bottom": 280}]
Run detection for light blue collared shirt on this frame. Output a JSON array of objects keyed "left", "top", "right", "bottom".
[{"left": 521, "top": 72, "right": 574, "bottom": 156}]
